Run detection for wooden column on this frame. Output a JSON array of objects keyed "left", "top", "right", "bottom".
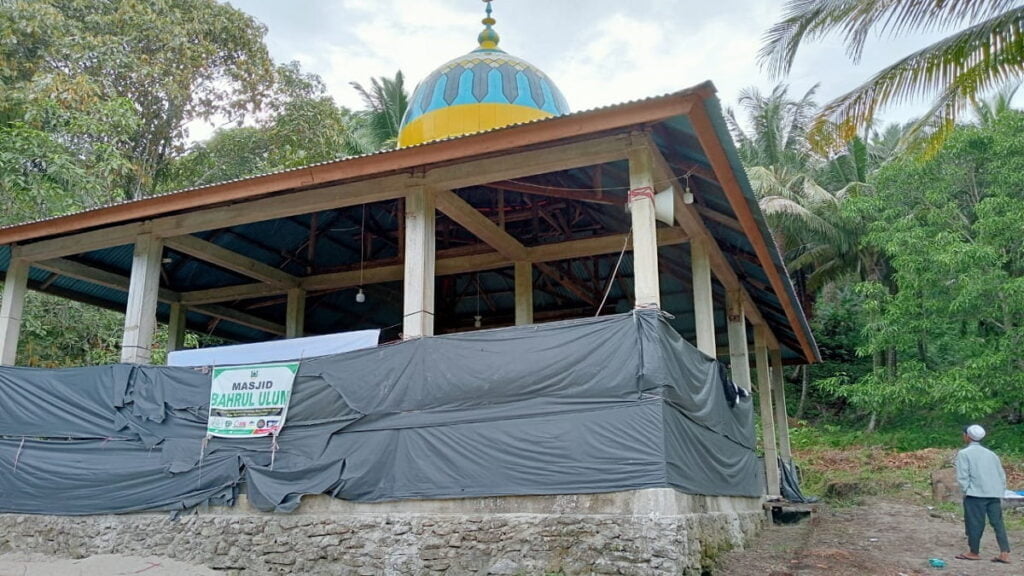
[
  {"left": 726, "top": 290, "right": 751, "bottom": 390},
  {"left": 755, "top": 325, "right": 781, "bottom": 497},
  {"left": 691, "top": 237, "right": 716, "bottom": 356},
  {"left": 402, "top": 187, "right": 436, "bottom": 338},
  {"left": 167, "top": 302, "right": 187, "bottom": 354},
  {"left": 121, "top": 233, "right": 163, "bottom": 364},
  {"left": 0, "top": 252, "right": 29, "bottom": 366},
  {"left": 627, "top": 142, "right": 661, "bottom": 309},
  {"left": 286, "top": 288, "right": 306, "bottom": 338},
  {"left": 771, "top": 348, "right": 794, "bottom": 465},
  {"left": 514, "top": 261, "right": 533, "bottom": 326}
]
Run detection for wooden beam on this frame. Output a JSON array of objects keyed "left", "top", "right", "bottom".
[
  {"left": 286, "top": 288, "right": 306, "bottom": 338},
  {"left": 695, "top": 204, "right": 743, "bottom": 232},
  {"left": 687, "top": 100, "right": 816, "bottom": 362},
  {"left": 184, "top": 229, "right": 690, "bottom": 305},
  {"left": 167, "top": 302, "right": 187, "bottom": 353},
  {"left": 179, "top": 283, "right": 286, "bottom": 306},
  {"left": 16, "top": 180, "right": 409, "bottom": 261},
  {"left": 755, "top": 325, "right": 781, "bottom": 497},
  {"left": 535, "top": 262, "right": 597, "bottom": 306},
  {"left": 668, "top": 159, "right": 718, "bottom": 184},
  {"left": 487, "top": 180, "right": 623, "bottom": 205},
  {"left": 192, "top": 304, "right": 286, "bottom": 336},
  {"left": 425, "top": 134, "right": 631, "bottom": 191},
  {"left": 528, "top": 227, "right": 687, "bottom": 262},
  {"left": 435, "top": 189, "right": 528, "bottom": 261},
  {"left": 0, "top": 87, "right": 704, "bottom": 251},
  {"left": 34, "top": 258, "right": 179, "bottom": 303},
  {"left": 0, "top": 251, "right": 28, "bottom": 365},
  {"left": 403, "top": 187, "right": 435, "bottom": 338},
  {"left": 17, "top": 135, "right": 632, "bottom": 264},
  {"left": 121, "top": 234, "right": 163, "bottom": 364},
  {"left": 32, "top": 257, "right": 283, "bottom": 340},
  {"left": 163, "top": 235, "right": 299, "bottom": 288},
  {"left": 515, "top": 261, "right": 533, "bottom": 325}
]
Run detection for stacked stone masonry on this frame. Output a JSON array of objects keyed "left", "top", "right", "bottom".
[{"left": 0, "top": 491, "right": 764, "bottom": 575}]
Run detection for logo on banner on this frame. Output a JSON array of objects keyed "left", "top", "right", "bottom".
[{"left": 206, "top": 362, "right": 299, "bottom": 438}]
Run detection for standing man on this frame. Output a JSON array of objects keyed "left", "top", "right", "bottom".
[{"left": 955, "top": 424, "right": 1011, "bottom": 564}]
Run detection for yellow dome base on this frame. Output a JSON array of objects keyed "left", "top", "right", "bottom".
[{"left": 398, "top": 102, "right": 553, "bottom": 148}]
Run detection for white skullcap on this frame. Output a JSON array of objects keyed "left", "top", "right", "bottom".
[{"left": 966, "top": 424, "right": 986, "bottom": 441}]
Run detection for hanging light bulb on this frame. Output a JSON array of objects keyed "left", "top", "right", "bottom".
[
  {"left": 473, "top": 273, "right": 483, "bottom": 328},
  {"left": 355, "top": 205, "right": 367, "bottom": 303}
]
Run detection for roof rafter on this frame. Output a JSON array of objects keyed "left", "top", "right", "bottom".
[
  {"left": 163, "top": 235, "right": 300, "bottom": 288},
  {"left": 177, "top": 228, "right": 688, "bottom": 305},
  {"left": 434, "top": 189, "right": 528, "bottom": 261}
]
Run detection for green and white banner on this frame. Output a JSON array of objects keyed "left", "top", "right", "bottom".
[{"left": 207, "top": 362, "right": 299, "bottom": 438}]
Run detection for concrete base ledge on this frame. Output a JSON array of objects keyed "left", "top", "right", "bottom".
[
  {"left": 0, "top": 489, "right": 765, "bottom": 576},
  {"left": 228, "top": 487, "right": 764, "bottom": 517}
]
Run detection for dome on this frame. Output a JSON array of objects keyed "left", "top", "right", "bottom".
[{"left": 397, "top": 2, "right": 570, "bottom": 148}]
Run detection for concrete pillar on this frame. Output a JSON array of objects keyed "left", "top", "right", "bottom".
[
  {"left": 402, "top": 187, "right": 436, "bottom": 338},
  {"left": 627, "top": 144, "right": 661, "bottom": 309},
  {"left": 771, "top": 348, "right": 794, "bottom": 465},
  {"left": 167, "top": 302, "right": 187, "bottom": 354},
  {"left": 726, "top": 289, "right": 751, "bottom": 390},
  {"left": 691, "top": 237, "right": 715, "bottom": 356},
  {"left": 121, "top": 234, "right": 163, "bottom": 364},
  {"left": 0, "top": 252, "right": 29, "bottom": 365},
  {"left": 755, "top": 325, "right": 781, "bottom": 497},
  {"left": 514, "top": 261, "right": 533, "bottom": 326},
  {"left": 286, "top": 288, "right": 306, "bottom": 338}
]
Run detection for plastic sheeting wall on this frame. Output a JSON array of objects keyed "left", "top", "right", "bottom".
[{"left": 0, "top": 310, "right": 760, "bottom": 515}]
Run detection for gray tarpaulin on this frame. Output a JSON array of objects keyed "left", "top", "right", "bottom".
[{"left": 0, "top": 309, "right": 760, "bottom": 515}]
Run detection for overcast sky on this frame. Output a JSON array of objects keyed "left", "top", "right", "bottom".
[{"left": 209, "top": 0, "right": 952, "bottom": 139}]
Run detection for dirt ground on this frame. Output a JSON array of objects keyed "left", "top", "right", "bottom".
[{"left": 715, "top": 497, "right": 1024, "bottom": 576}]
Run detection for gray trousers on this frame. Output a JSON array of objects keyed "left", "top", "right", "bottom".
[{"left": 964, "top": 496, "right": 1010, "bottom": 554}]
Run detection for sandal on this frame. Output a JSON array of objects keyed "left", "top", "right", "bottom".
[{"left": 956, "top": 554, "right": 981, "bottom": 560}]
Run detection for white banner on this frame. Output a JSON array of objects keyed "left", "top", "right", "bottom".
[
  {"left": 169, "top": 330, "right": 380, "bottom": 367},
  {"left": 207, "top": 362, "right": 299, "bottom": 438}
]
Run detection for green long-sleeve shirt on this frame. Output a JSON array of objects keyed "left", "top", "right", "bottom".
[{"left": 955, "top": 442, "right": 1006, "bottom": 498}]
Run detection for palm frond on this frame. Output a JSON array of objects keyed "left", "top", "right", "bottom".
[
  {"left": 760, "top": 0, "right": 1019, "bottom": 77},
  {"left": 817, "top": 8, "right": 1024, "bottom": 132}
]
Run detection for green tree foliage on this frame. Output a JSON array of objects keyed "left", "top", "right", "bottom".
[
  {"left": 837, "top": 111, "right": 1024, "bottom": 421},
  {"left": 761, "top": 0, "right": 1024, "bottom": 142},
  {"left": 159, "top": 62, "right": 366, "bottom": 191},
  {"left": 0, "top": 0, "right": 274, "bottom": 205}
]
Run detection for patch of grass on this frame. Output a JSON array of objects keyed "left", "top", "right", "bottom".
[{"left": 787, "top": 414, "right": 1024, "bottom": 503}]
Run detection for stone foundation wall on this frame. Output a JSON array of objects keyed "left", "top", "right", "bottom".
[{"left": 0, "top": 490, "right": 764, "bottom": 576}]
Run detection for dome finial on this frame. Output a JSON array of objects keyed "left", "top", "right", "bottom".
[{"left": 477, "top": 0, "right": 500, "bottom": 50}]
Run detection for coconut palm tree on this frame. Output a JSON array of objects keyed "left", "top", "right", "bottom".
[
  {"left": 350, "top": 71, "right": 409, "bottom": 153},
  {"left": 970, "top": 81, "right": 1022, "bottom": 126},
  {"left": 726, "top": 84, "right": 850, "bottom": 280},
  {"left": 760, "top": 0, "right": 1024, "bottom": 139},
  {"left": 728, "top": 83, "right": 908, "bottom": 419}
]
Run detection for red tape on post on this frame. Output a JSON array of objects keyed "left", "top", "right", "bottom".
[{"left": 628, "top": 186, "right": 655, "bottom": 202}]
